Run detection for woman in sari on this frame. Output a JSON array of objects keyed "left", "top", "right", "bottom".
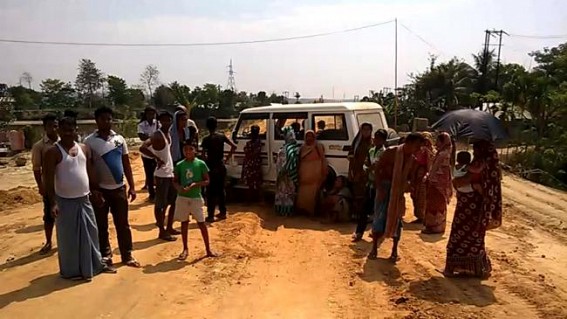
[
  {"left": 410, "top": 132, "right": 435, "bottom": 224},
  {"left": 297, "top": 130, "right": 327, "bottom": 216},
  {"left": 349, "top": 123, "right": 373, "bottom": 241},
  {"left": 422, "top": 132, "right": 453, "bottom": 234},
  {"left": 444, "top": 140, "right": 502, "bottom": 279},
  {"left": 275, "top": 127, "right": 300, "bottom": 216},
  {"left": 241, "top": 125, "right": 263, "bottom": 202}
]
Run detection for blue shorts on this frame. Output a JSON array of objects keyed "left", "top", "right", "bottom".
[{"left": 372, "top": 182, "right": 403, "bottom": 239}]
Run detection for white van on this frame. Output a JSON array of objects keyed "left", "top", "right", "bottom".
[{"left": 225, "top": 102, "right": 395, "bottom": 189}]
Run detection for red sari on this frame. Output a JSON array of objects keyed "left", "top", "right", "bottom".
[{"left": 444, "top": 141, "right": 501, "bottom": 278}]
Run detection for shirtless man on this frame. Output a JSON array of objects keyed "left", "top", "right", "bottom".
[
  {"left": 369, "top": 133, "right": 425, "bottom": 263},
  {"left": 140, "top": 111, "right": 179, "bottom": 241}
]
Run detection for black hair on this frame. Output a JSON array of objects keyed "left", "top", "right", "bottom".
[
  {"left": 317, "top": 120, "right": 326, "bottom": 128},
  {"left": 58, "top": 116, "right": 77, "bottom": 128},
  {"left": 374, "top": 129, "right": 388, "bottom": 140},
  {"left": 206, "top": 116, "right": 218, "bottom": 131},
  {"left": 63, "top": 110, "right": 78, "bottom": 118},
  {"left": 94, "top": 106, "right": 114, "bottom": 119},
  {"left": 360, "top": 122, "right": 373, "bottom": 131},
  {"left": 183, "top": 139, "right": 196, "bottom": 148},
  {"left": 290, "top": 122, "right": 301, "bottom": 131},
  {"left": 457, "top": 151, "right": 472, "bottom": 165},
  {"left": 404, "top": 132, "right": 425, "bottom": 144},
  {"left": 42, "top": 114, "right": 57, "bottom": 126},
  {"left": 144, "top": 106, "right": 157, "bottom": 114},
  {"left": 158, "top": 111, "right": 173, "bottom": 120}
]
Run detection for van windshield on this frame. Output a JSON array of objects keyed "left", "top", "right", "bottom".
[{"left": 357, "top": 113, "right": 385, "bottom": 130}]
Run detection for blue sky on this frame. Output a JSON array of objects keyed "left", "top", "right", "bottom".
[{"left": 1, "top": 0, "right": 566, "bottom": 98}]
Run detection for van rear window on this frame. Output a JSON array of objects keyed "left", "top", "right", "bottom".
[{"left": 357, "top": 113, "right": 385, "bottom": 131}]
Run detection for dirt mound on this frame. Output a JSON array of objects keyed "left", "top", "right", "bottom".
[{"left": 0, "top": 186, "right": 42, "bottom": 211}]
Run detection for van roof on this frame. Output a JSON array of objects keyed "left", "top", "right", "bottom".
[{"left": 241, "top": 102, "right": 383, "bottom": 113}]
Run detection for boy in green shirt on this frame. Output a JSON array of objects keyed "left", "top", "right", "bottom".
[{"left": 173, "top": 141, "right": 216, "bottom": 260}]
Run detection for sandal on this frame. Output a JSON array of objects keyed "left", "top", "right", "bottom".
[
  {"left": 167, "top": 229, "right": 181, "bottom": 236},
  {"left": 101, "top": 264, "right": 117, "bottom": 274},
  {"left": 159, "top": 232, "right": 177, "bottom": 242},
  {"left": 178, "top": 250, "right": 188, "bottom": 261},
  {"left": 39, "top": 242, "right": 52, "bottom": 255},
  {"left": 124, "top": 258, "right": 141, "bottom": 268}
]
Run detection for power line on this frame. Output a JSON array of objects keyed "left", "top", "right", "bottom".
[
  {"left": 398, "top": 22, "right": 445, "bottom": 55},
  {"left": 0, "top": 20, "right": 394, "bottom": 47},
  {"left": 508, "top": 33, "right": 567, "bottom": 39}
]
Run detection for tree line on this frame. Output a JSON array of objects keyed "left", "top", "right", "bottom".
[
  {"left": 0, "top": 42, "right": 565, "bottom": 186},
  {"left": 0, "top": 60, "right": 293, "bottom": 122}
]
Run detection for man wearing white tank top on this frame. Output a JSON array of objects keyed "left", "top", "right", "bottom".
[
  {"left": 43, "top": 117, "right": 116, "bottom": 280},
  {"left": 140, "top": 111, "right": 178, "bottom": 241}
]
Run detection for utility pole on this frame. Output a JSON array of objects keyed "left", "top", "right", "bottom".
[
  {"left": 394, "top": 18, "right": 398, "bottom": 129},
  {"left": 481, "top": 29, "right": 507, "bottom": 91},
  {"left": 493, "top": 29, "right": 508, "bottom": 90}
]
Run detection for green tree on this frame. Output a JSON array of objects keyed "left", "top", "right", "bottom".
[
  {"left": 40, "top": 79, "right": 77, "bottom": 109},
  {"left": 75, "top": 59, "right": 103, "bottom": 108},
  {"left": 8, "top": 86, "right": 41, "bottom": 110},
  {"left": 169, "top": 81, "right": 192, "bottom": 107},
  {"left": 126, "top": 88, "right": 146, "bottom": 109},
  {"left": 153, "top": 85, "right": 176, "bottom": 109},
  {"left": 107, "top": 75, "right": 129, "bottom": 106}
]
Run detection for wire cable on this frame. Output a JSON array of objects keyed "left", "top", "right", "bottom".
[
  {"left": 398, "top": 22, "right": 445, "bottom": 55},
  {"left": 508, "top": 33, "right": 567, "bottom": 39},
  {"left": 0, "top": 20, "right": 394, "bottom": 47}
]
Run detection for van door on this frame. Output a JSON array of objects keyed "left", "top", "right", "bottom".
[
  {"left": 311, "top": 112, "right": 351, "bottom": 177},
  {"left": 268, "top": 112, "right": 308, "bottom": 183},
  {"left": 226, "top": 112, "right": 270, "bottom": 181}
]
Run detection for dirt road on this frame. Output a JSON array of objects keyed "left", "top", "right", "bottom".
[{"left": 0, "top": 154, "right": 566, "bottom": 318}]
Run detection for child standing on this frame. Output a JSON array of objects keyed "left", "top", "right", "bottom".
[{"left": 173, "top": 141, "right": 216, "bottom": 261}]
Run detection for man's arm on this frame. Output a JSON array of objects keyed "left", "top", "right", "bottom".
[
  {"left": 31, "top": 143, "right": 44, "bottom": 195},
  {"left": 43, "top": 146, "right": 60, "bottom": 214},
  {"left": 120, "top": 138, "right": 136, "bottom": 201},
  {"left": 137, "top": 123, "right": 149, "bottom": 141},
  {"left": 224, "top": 136, "right": 237, "bottom": 163}
]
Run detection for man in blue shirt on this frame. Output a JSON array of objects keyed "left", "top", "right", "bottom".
[{"left": 85, "top": 107, "right": 140, "bottom": 268}]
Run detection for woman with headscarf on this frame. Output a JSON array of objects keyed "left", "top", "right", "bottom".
[
  {"left": 296, "top": 130, "right": 327, "bottom": 216},
  {"left": 410, "top": 132, "right": 435, "bottom": 223},
  {"left": 241, "top": 125, "right": 263, "bottom": 202},
  {"left": 444, "top": 140, "right": 502, "bottom": 279},
  {"left": 422, "top": 132, "right": 453, "bottom": 234},
  {"left": 349, "top": 123, "right": 374, "bottom": 241},
  {"left": 275, "top": 127, "right": 300, "bottom": 216}
]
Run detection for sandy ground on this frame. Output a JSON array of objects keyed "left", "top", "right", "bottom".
[{"left": 0, "top": 153, "right": 566, "bottom": 319}]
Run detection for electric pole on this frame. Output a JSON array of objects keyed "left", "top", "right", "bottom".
[
  {"left": 493, "top": 29, "right": 508, "bottom": 90},
  {"left": 481, "top": 29, "right": 507, "bottom": 91},
  {"left": 394, "top": 18, "right": 398, "bottom": 129}
]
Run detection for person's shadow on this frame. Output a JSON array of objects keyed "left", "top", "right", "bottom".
[
  {"left": 0, "top": 250, "right": 57, "bottom": 272},
  {"left": 408, "top": 276, "right": 496, "bottom": 306},
  {"left": 0, "top": 273, "right": 84, "bottom": 309},
  {"left": 359, "top": 257, "right": 403, "bottom": 288}
]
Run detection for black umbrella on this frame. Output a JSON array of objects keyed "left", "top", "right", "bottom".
[{"left": 431, "top": 109, "right": 508, "bottom": 142}]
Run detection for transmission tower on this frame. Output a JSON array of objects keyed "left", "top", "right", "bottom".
[{"left": 227, "top": 59, "right": 236, "bottom": 92}]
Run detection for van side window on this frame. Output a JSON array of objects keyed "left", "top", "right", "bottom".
[
  {"left": 235, "top": 113, "right": 269, "bottom": 140},
  {"left": 273, "top": 112, "right": 308, "bottom": 140},
  {"left": 312, "top": 114, "right": 348, "bottom": 140}
]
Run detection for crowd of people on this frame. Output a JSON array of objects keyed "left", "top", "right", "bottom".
[
  {"left": 31, "top": 106, "right": 233, "bottom": 281},
  {"left": 30, "top": 108, "right": 502, "bottom": 281},
  {"left": 268, "top": 122, "right": 502, "bottom": 279}
]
